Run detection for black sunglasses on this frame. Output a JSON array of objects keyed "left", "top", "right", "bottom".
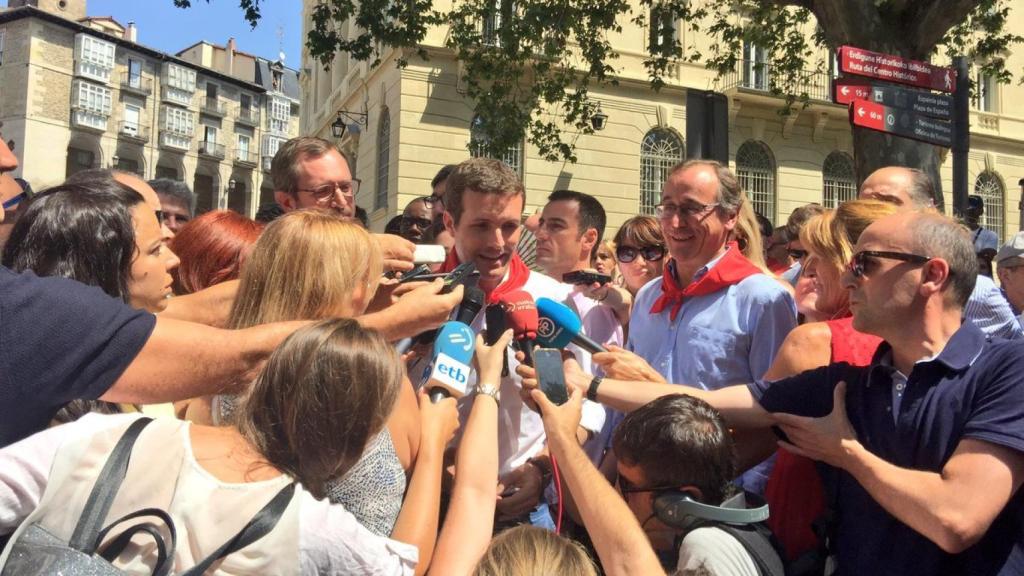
[
  {"left": 617, "top": 476, "right": 678, "bottom": 496},
  {"left": 848, "top": 250, "right": 931, "bottom": 278},
  {"left": 616, "top": 245, "right": 666, "bottom": 263}
]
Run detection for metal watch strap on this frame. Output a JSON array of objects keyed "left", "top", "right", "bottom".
[
  {"left": 477, "top": 382, "right": 500, "bottom": 404},
  {"left": 587, "top": 376, "right": 603, "bottom": 402}
]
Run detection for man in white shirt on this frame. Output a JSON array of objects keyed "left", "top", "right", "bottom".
[{"left": 420, "top": 158, "right": 605, "bottom": 528}]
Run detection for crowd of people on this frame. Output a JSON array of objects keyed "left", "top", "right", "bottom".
[{"left": 0, "top": 130, "right": 1022, "bottom": 576}]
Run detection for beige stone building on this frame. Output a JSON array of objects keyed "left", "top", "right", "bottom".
[
  {"left": 0, "top": 0, "right": 299, "bottom": 218},
  {"left": 299, "top": 1, "right": 1024, "bottom": 242}
]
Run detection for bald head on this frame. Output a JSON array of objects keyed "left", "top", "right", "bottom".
[{"left": 859, "top": 167, "right": 935, "bottom": 210}]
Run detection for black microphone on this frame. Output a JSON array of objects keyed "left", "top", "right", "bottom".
[{"left": 455, "top": 285, "right": 486, "bottom": 325}]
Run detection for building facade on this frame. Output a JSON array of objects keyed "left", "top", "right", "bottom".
[
  {"left": 0, "top": 0, "right": 298, "bottom": 218},
  {"left": 299, "top": 1, "right": 1024, "bottom": 241}
]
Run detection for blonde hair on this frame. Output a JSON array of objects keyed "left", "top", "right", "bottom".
[
  {"left": 824, "top": 199, "right": 901, "bottom": 269},
  {"left": 229, "top": 209, "right": 382, "bottom": 328},
  {"left": 592, "top": 238, "right": 621, "bottom": 283},
  {"left": 473, "top": 525, "right": 599, "bottom": 576},
  {"left": 733, "top": 193, "right": 770, "bottom": 274}
]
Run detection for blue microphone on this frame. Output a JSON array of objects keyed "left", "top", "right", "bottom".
[
  {"left": 535, "top": 298, "right": 607, "bottom": 354},
  {"left": 425, "top": 321, "right": 476, "bottom": 403}
]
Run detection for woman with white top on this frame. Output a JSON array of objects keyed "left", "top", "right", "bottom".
[{"left": 0, "top": 318, "right": 459, "bottom": 574}]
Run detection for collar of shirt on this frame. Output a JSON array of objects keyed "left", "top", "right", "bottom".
[
  {"left": 669, "top": 244, "right": 731, "bottom": 285},
  {"left": 870, "top": 320, "right": 987, "bottom": 377}
]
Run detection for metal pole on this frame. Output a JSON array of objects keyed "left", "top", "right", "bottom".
[{"left": 952, "top": 56, "right": 970, "bottom": 219}]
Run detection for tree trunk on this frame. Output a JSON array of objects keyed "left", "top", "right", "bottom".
[{"left": 853, "top": 127, "right": 944, "bottom": 210}]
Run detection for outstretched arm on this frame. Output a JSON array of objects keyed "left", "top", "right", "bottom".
[{"left": 533, "top": 388, "right": 664, "bottom": 576}]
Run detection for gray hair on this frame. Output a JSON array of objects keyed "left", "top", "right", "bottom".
[
  {"left": 668, "top": 160, "right": 744, "bottom": 215},
  {"left": 906, "top": 212, "right": 976, "bottom": 308},
  {"left": 148, "top": 178, "right": 195, "bottom": 216},
  {"left": 905, "top": 168, "right": 936, "bottom": 209}
]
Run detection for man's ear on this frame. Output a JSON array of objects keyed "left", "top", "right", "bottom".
[
  {"left": 920, "top": 258, "right": 952, "bottom": 299},
  {"left": 581, "top": 228, "right": 599, "bottom": 255},
  {"left": 274, "top": 190, "right": 296, "bottom": 212},
  {"left": 443, "top": 210, "right": 456, "bottom": 236}
]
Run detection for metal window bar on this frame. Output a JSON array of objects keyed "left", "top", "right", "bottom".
[
  {"left": 975, "top": 172, "right": 1005, "bottom": 244},
  {"left": 375, "top": 111, "right": 391, "bottom": 210},
  {"left": 736, "top": 142, "right": 776, "bottom": 221},
  {"left": 822, "top": 152, "right": 857, "bottom": 209},
  {"left": 639, "top": 130, "right": 683, "bottom": 215}
]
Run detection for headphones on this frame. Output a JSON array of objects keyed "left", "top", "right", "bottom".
[{"left": 652, "top": 490, "right": 769, "bottom": 533}]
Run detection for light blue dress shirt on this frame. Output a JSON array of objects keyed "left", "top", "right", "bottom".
[
  {"left": 965, "top": 274, "right": 1022, "bottom": 340},
  {"left": 625, "top": 250, "right": 797, "bottom": 495}
]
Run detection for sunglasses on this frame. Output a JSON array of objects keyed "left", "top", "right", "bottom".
[
  {"left": 617, "top": 475, "right": 678, "bottom": 496},
  {"left": 848, "top": 250, "right": 932, "bottom": 278},
  {"left": 419, "top": 195, "right": 444, "bottom": 208},
  {"left": 616, "top": 245, "right": 666, "bottom": 263}
]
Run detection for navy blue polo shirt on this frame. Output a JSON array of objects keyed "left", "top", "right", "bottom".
[
  {"left": 0, "top": 266, "right": 156, "bottom": 447},
  {"left": 749, "top": 321, "right": 1024, "bottom": 576}
]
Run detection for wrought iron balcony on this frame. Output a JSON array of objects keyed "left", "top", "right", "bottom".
[
  {"left": 120, "top": 73, "right": 152, "bottom": 96},
  {"left": 201, "top": 97, "right": 227, "bottom": 117},
  {"left": 719, "top": 60, "right": 833, "bottom": 103},
  {"left": 117, "top": 121, "right": 150, "bottom": 142},
  {"left": 198, "top": 140, "right": 226, "bottom": 159}
]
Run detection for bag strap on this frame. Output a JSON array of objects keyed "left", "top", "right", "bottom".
[
  {"left": 715, "top": 523, "right": 786, "bottom": 576},
  {"left": 69, "top": 417, "right": 154, "bottom": 553},
  {"left": 96, "top": 508, "right": 179, "bottom": 576},
  {"left": 178, "top": 482, "right": 296, "bottom": 576}
]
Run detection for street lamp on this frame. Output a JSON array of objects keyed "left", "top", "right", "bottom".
[
  {"left": 331, "top": 109, "right": 369, "bottom": 139},
  {"left": 590, "top": 102, "right": 608, "bottom": 131},
  {"left": 111, "top": 155, "right": 120, "bottom": 169}
]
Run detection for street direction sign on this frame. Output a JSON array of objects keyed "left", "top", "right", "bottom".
[
  {"left": 850, "top": 100, "right": 953, "bottom": 147},
  {"left": 833, "top": 78, "right": 872, "bottom": 105},
  {"left": 838, "top": 45, "right": 956, "bottom": 93},
  {"left": 869, "top": 85, "right": 953, "bottom": 120}
]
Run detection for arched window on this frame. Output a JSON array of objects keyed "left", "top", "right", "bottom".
[
  {"left": 375, "top": 107, "right": 390, "bottom": 211},
  {"left": 735, "top": 140, "right": 776, "bottom": 222},
  {"left": 974, "top": 171, "right": 1005, "bottom": 244},
  {"left": 822, "top": 151, "right": 856, "bottom": 208},
  {"left": 639, "top": 129, "right": 683, "bottom": 215},
  {"left": 469, "top": 115, "right": 523, "bottom": 177}
]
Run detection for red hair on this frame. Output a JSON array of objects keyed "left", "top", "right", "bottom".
[{"left": 170, "top": 210, "right": 263, "bottom": 294}]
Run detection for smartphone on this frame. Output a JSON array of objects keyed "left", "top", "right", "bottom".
[
  {"left": 413, "top": 244, "right": 447, "bottom": 264},
  {"left": 485, "top": 304, "right": 507, "bottom": 345},
  {"left": 563, "top": 270, "right": 612, "bottom": 285},
  {"left": 397, "top": 264, "right": 433, "bottom": 283},
  {"left": 534, "top": 348, "right": 569, "bottom": 405},
  {"left": 441, "top": 262, "right": 479, "bottom": 294}
]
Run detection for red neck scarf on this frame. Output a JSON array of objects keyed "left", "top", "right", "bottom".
[
  {"left": 650, "top": 242, "right": 762, "bottom": 321},
  {"left": 441, "top": 248, "right": 530, "bottom": 304}
]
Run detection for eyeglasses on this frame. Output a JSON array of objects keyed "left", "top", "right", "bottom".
[
  {"left": 848, "top": 250, "right": 932, "bottom": 278},
  {"left": 787, "top": 249, "right": 808, "bottom": 261},
  {"left": 617, "top": 476, "right": 678, "bottom": 497},
  {"left": 654, "top": 201, "right": 720, "bottom": 221},
  {"left": 616, "top": 245, "right": 666, "bottom": 263},
  {"left": 401, "top": 216, "right": 433, "bottom": 230},
  {"left": 420, "top": 195, "right": 444, "bottom": 208},
  {"left": 295, "top": 179, "right": 361, "bottom": 202}
]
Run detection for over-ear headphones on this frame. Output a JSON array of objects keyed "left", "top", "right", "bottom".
[{"left": 653, "top": 490, "right": 769, "bottom": 533}]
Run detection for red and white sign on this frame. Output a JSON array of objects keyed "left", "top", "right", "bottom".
[
  {"left": 833, "top": 78, "right": 872, "bottom": 105},
  {"left": 850, "top": 100, "right": 887, "bottom": 131},
  {"left": 838, "top": 45, "right": 956, "bottom": 93}
]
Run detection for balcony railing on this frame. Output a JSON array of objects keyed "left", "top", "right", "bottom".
[
  {"left": 198, "top": 140, "right": 226, "bottom": 159},
  {"left": 234, "top": 149, "right": 258, "bottom": 166},
  {"left": 719, "top": 60, "right": 833, "bottom": 103},
  {"left": 201, "top": 97, "right": 227, "bottom": 117},
  {"left": 159, "top": 130, "right": 192, "bottom": 151},
  {"left": 120, "top": 73, "right": 152, "bottom": 96},
  {"left": 117, "top": 121, "right": 150, "bottom": 142},
  {"left": 236, "top": 106, "right": 260, "bottom": 126},
  {"left": 70, "top": 106, "right": 109, "bottom": 132}
]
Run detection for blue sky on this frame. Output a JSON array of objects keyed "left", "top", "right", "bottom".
[{"left": 11, "top": 0, "right": 304, "bottom": 66}]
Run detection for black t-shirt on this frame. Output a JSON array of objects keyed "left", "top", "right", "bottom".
[{"left": 0, "top": 266, "right": 156, "bottom": 447}]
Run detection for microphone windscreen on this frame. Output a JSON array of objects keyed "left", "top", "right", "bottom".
[
  {"left": 427, "top": 321, "right": 476, "bottom": 398},
  {"left": 499, "top": 290, "right": 539, "bottom": 341},
  {"left": 455, "top": 285, "right": 486, "bottom": 325},
  {"left": 535, "top": 297, "right": 583, "bottom": 349},
  {"left": 433, "top": 321, "right": 475, "bottom": 366}
]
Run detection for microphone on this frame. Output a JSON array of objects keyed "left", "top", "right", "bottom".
[
  {"left": 396, "top": 284, "right": 485, "bottom": 355},
  {"left": 425, "top": 321, "right": 476, "bottom": 403},
  {"left": 455, "top": 285, "right": 486, "bottom": 325},
  {"left": 535, "top": 297, "right": 607, "bottom": 354},
  {"left": 499, "top": 290, "right": 539, "bottom": 367}
]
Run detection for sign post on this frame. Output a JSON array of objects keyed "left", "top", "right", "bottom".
[{"left": 835, "top": 45, "right": 967, "bottom": 212}]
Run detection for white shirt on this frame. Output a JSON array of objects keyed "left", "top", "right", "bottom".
[{"left": 0, "top": 414, "right": 418, "bottom": 575}]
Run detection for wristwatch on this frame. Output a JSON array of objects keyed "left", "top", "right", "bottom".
[{"left": 476, "top": 382, "right": 500, "bottom": 404}]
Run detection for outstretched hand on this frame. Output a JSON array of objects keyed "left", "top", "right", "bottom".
[
  {"left": 592, "top": 345, "right": 666, "bottom": 383},
  {"left": 773, "top": 381, "right": 857, "bottom": 469}
]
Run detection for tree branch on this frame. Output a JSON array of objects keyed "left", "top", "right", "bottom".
[{"left": 909, "top": 0, "right": 985, "bottom": 58}]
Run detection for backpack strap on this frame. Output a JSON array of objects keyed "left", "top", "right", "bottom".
[
  {"left": 68, "top": 417, "right": 154, "bottom": 553},
  {"left": 178, "top": 482, "right": 296, "bottom": 576},
  {"left": 715, "top": 523, "right": 786, "bottom": 576},
  {"left": 96, "top": 508, "right": 179, "bottom": 576}
]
